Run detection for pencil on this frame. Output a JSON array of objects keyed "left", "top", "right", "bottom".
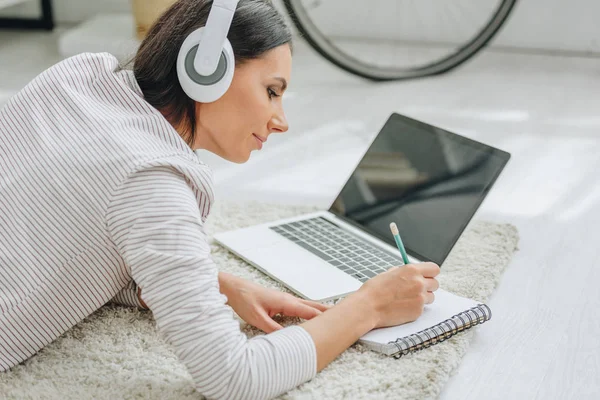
[{"left": 389, "top": 222, "right": 410, "bottom": 265}]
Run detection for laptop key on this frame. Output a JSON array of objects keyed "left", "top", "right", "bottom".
[
  {"left": 363, "top": 270, "right": 376, "bottom": 278},
  {"left": 295, "top": 240, "right": 332, "bottom": 261}
]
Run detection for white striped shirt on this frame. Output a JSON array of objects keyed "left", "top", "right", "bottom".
[{"left": 0, "top": 53, "right": 317, "bottom": 399}]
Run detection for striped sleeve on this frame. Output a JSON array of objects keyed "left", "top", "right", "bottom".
[{"left": 105, "top": 161, "right": 317, "bottom": 400}]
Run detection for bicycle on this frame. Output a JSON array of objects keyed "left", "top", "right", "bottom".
[{"left": 283, "top": 0, "right": 518, "bottom": 81}]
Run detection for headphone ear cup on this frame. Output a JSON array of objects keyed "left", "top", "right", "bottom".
[{"left": 177, "top": 27, "right": 235, "bottom": 103}]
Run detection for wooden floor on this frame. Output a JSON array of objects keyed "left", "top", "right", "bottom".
[{"left": 1, "top": 28, "right": 599, "bottom": 400}]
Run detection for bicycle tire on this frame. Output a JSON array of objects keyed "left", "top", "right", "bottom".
[{"left": 283, "top": 0, "right": 518, "bottom": 81}]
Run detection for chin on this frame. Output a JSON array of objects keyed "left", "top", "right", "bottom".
[{"left": 224, "top": 152, "right": 251, "bottom": 164}]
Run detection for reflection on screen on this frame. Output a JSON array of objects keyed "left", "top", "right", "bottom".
[{"left": 329, "top": 114, "right": 509, "bottom": 265}]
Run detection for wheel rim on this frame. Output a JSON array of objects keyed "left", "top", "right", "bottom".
[{"left": 287, "top": 0, "right": 516, "bottom": 80}]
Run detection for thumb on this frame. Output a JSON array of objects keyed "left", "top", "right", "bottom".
[{"left": 256, "top": 308, "right": 284, "bottom": 333}]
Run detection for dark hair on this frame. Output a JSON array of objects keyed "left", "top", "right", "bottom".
[{"left": 132, "top": 0, "right": 292, "bottom": 146}]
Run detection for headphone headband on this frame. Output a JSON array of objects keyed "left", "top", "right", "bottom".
[{"left": 194, "top": 0, "right": 239, "bottom": 76}]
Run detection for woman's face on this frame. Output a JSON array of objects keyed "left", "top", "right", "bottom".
[{"left": 192, "top": 44, "right": 292, "bottom": 163}]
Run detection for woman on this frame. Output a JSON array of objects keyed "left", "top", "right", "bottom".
[{"left": 0, "top": 0, "right": 440, "bottom": 398}]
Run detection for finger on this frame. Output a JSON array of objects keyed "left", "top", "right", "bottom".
[
  {"left": 418, "top": 262, "right": 441, "bottom": 278},
  {"left": 256, "top": 308, "right": 284, "bottom": 333},
  {"left": 424, "top": 291, "right": 435, "bottom": 305},
  {"left": 424, "top": 277, "right": 440, "bottom": 292},
  {"left": 284, "top": 301, "right": 323, "bottom": 320},
  {"left": 299, "top": 298, "right": 332, "bottom": 312}
]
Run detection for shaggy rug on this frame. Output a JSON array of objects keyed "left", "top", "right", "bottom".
[{"left": 0, "top": 200, "right": 519, "bottom": 399}]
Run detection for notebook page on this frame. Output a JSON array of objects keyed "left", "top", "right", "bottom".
[{"left": 360, "top": 289, "right": 481, "bottom": 344}]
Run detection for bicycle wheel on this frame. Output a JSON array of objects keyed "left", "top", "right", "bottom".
[{"left": 283, "top": 0, "right": 518, "bottom": 81}]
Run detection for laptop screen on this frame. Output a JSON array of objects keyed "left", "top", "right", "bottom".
[{"left": 328, "top": 113, "right": 510, "bottom": 265}]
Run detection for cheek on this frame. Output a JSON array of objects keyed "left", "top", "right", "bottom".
[
  {"left": 199, "top": 80, "right": 272, "bottom": 161},
  {"left": 200, "top": 99, "right": 249, "bottom": 141},
  {"left": 232, "top": 85, "right": 272, "bottom": 128}
]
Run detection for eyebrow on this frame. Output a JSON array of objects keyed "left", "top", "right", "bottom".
[{"left": 273, "top": 77, "right": 288, "bottom": 91}]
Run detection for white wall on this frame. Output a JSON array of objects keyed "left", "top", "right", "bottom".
[
  {"left": 498, "top": 0, "right": 600, "bottom": 53},
  {"left": 52, "top": 0, "right": 131, "bottom": 22},
  {"left": 0, "top": 0, "right": 130, "bottom": 22},
  {"left": 2, "top": 0, "right": 599, "bottom": 54},
  {"left": 295, "top": 0, "right": 600, "bottom": 54}
]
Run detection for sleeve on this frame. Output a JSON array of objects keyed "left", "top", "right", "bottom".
[
  {"left": 106, "top": 162, "right": 317, "bottom": 400},
  {"left": 108, "top": 280, "right": 148, "bottom": 309}
]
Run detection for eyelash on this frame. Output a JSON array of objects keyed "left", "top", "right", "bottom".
[{"left": 267, "top": 88, "right": 280, "bottom": 99}]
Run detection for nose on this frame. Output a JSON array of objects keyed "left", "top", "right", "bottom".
[{"left": 268, "top": 109, "right": 289, "bottom": 134}]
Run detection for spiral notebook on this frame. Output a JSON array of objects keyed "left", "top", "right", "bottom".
[{"left": 358, "top": 289, "right": 491, "bottom": 358}]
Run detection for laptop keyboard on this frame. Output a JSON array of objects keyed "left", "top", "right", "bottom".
[{"left": 269, "top": 217, "right": 406, "bottom": 283}]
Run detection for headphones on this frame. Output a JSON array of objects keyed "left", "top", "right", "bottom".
[{"left": 176, "top": 0, "right": 240, "bottom": 103}]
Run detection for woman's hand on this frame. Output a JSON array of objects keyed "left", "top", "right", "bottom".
[
  {"left": 220, "top": 272, "right": 332, "bottom": 333},
  {"left": 359, "top": 263, "right": 440, "bottom": 329}
]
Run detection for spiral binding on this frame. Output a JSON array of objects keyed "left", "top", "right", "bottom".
[{"left": 389, "top": 304, "right": 492, "bottom": 359}]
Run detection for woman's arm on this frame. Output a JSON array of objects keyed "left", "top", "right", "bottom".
[
  {"left": 217, "top": 271, "right": 234, "bottom": 306},
  {"left": 106, "top": 161, "right": 318, "bottom": 400},
  {"left": 300, "top": 290, "right": 377, "bottom": 372},
  {"left": 137, "top": 271, "right": 229, "bottom": 309}
]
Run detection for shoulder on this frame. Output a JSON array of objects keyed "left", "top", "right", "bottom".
[
  {"left": 112, "top": 154, "right": 216, "bottom": 220},
  {"left": 19, "top": 52, "right": 122, "bottom": 99},
  {"left": 37, "top": 52, "right": 119, "bottom": 83},
  {"left": 56, "top": 52, "right": 120, "bottom": 76}
]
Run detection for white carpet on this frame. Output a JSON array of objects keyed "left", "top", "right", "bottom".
[{"left": 0, "top": 200, "right": 519, "bottom": 400}]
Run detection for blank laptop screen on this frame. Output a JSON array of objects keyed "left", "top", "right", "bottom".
[{"left": 328, "top": 113, "right": 510, "bottom": 265}]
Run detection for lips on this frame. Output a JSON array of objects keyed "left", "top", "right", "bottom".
[
  {"left": 253, "top": 134, "right": 266, "bottom": 143},
  {"left": 252, "top": 134, "right": 264, "bottom": 149}
]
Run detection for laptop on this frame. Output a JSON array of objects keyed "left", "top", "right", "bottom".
[{"left": 214, "top": 113, "right": 511, "bottom": 302}]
